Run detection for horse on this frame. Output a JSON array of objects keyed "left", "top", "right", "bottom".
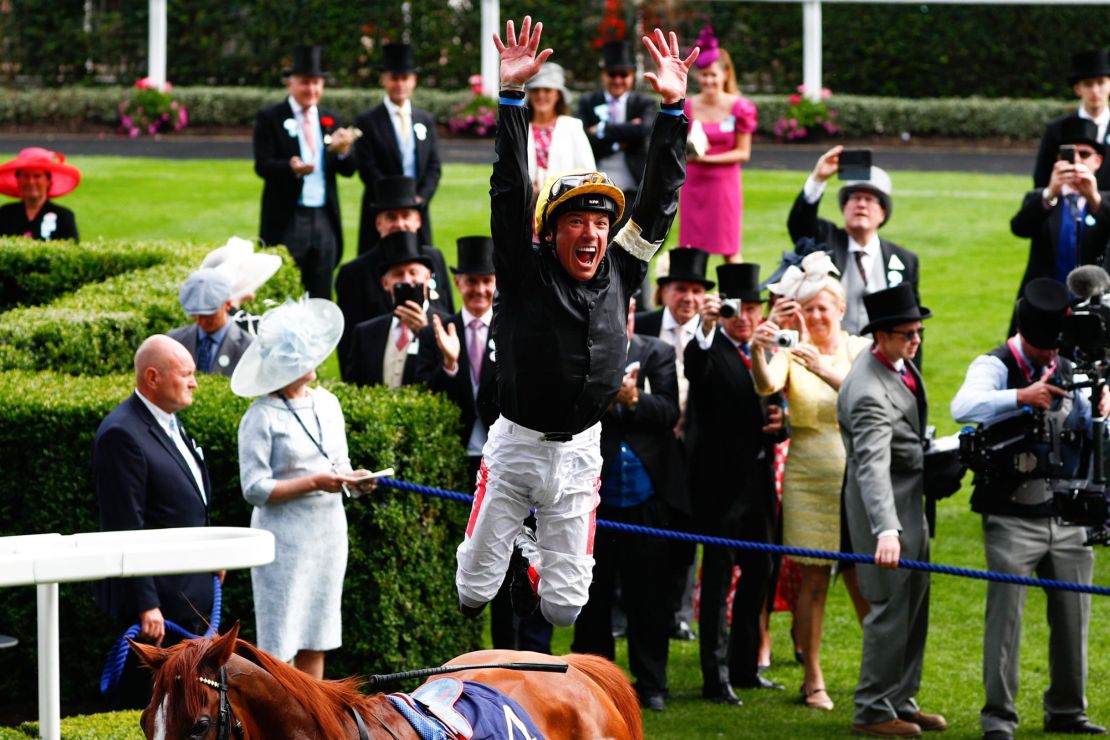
[{"left": 129, "top": 622, "right": 643, "bottom": 739}]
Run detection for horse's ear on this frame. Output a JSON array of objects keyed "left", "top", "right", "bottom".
[
  {"left": 202, "top": 621, "right": 240, "bottom": 668},
  {"left": 128, "top": 638, "right": 169, "bottom": 672}
]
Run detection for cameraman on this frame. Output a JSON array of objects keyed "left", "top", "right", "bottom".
[{"left": 950, "top": 278, "right": 1108, "bottom": 740}]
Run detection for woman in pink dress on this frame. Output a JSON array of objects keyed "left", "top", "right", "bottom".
[{"left": 679, "top": 27, "right": 757, "bottom": 263}]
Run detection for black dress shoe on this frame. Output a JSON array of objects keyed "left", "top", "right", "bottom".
[
  {"left": 671, "top": 620, "right": 697, "bottom": 641},
  {"left": 702, "top": 686, "right": 743, "bottom": 706},
  {"left": 1044, "top": 719, "right": 1108, "bottom": 735},
  {"left": 458, "top": 601, "right": 486, "bottom": 618},
  {"left": 639, "top": 693, "right": 666, "bottom": 712},
  {"left": 734, "top": 674, "right": 785, "bottom": 690}
]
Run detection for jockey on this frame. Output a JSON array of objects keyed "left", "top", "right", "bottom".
[{"left": 455, "top": 17, "right": 697, "bottom": 627}]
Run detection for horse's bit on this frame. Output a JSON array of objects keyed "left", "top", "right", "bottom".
[{"left": 197, "top": 667, "right": 244, "bottom": 740}]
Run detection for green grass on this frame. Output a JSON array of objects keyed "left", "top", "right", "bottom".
[{"left": 9, "top": 154, "right": 1109, "bottom": 738}]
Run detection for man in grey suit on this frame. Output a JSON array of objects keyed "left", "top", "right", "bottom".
[
  {"left": 838, "top": 283, "right": 945, "bottom": 738},
  {"left": 168, "top": 268, "right": 253, "bottom": 377}
]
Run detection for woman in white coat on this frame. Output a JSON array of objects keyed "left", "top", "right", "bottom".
[{"left": 526, "top": 62, "right": 596, "bottom": 200}]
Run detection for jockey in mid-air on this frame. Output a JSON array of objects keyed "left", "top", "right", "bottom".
[{"left": 456, "top": 15, "right": 697, "bottom": 627}]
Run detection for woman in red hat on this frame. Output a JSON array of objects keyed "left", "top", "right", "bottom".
[{"left": 0, "top": 147, "right": 80, "bottom": 242}]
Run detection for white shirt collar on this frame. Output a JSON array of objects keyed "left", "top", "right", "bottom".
[
  {"left": 1079, "top": 106, "right": 1110, "bottom": 128},
  {"left": 383, "top": 96, "right": 412, "bottom": 117},
  {"left": 460, "top": 307, "right": 493, "bottom": 328},
  {"left": 661, "top": 307, "right": 699, "bottom": 334},
  {"left": 287, "top": 95, "right": 314, "bottom": 119},
  {"left": 847, "top": 234, "right": 881, "bottom": 256},
  {"left": 135, "top": 390, "right": 174, "bottom": 435},
  {"left": 604, "top": 90, "right": 627, "bottom": 104}
]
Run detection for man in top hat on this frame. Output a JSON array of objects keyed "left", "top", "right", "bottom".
[
  {"left": 253, "top": 45, "right": 357, "bottom": 299},
  {"left": 635, "top": 245, "right": 715, "bottom": 641},
  {"left": 1012, "top": 117, "right": 1110, "bottom": 305},
  {"left": 0, "top": 147, "right": 80, "bottom": 241},
  {"left": 168, "top": 268, "right": 253, "bottom": 378},
  {"left": 354, "top": 42, "right": 442, "bottom": 254},
  {"left": 684, "top": 262, "right": 784, "bottom": 705},
  {"left": 952, "top": 278, "right": 1108, "bottom": 740},
  {"left": 453, "top": 19, "right": 694, "bottom": 631},
  {"left": 837, "top": 284, "right": 944, "bottom": 738},
  {"left": 578, "top": 40, "right": 657, "bottom": 226},
  {"left": 1034, "top": 49, "right": 1110, "bottom": 191},
  {"left": 335, "top": 174, "right": 454, "bottom": 361},
  {"left": 787, "top": 145, "right": 920, "bottom": 337},
  {"left": 341, "top": 230, "right": 450, "bottom": 388}
]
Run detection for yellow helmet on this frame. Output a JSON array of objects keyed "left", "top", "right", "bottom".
[{"left": 533, "top": 171, "right": 626, "bottom": 236}]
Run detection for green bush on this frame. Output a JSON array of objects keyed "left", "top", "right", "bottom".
[
  {"left": 0, "top": 371, "right": 478, "bottom": 705},
  {"left": 7, "top": 711, "right": 142, "bottom": 739}
]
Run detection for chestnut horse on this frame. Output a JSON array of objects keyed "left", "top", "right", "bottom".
[{"left": 130, "top": 622, "right": 642, "bottom": 739}]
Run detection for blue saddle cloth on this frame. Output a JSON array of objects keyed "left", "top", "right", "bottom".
[{"left": 389, "top": 677, "right": 545, "bottom": 740}]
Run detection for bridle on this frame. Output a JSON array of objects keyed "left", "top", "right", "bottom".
[{"left": 197, "top": 667, "right": 243, "bottom": 740}]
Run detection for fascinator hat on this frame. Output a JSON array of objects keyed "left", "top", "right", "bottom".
[
  {"left": 201, "top": 236, "right": 282, "bottom": 304},
  {"left": 767, "top": 251, "right": 840, "bottom": 303},
  {"left": 692, "top": 25, "right": 720, "bottom": 69},
  {"left": 231, "top": 297, "right": 343, "bottom": 398}
]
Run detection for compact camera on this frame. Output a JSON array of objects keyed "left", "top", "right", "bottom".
[
  {"left": 719, "top": 298, "right": 741, "bottom": 319},
  {"left": 774, "top": 330, "right": 799, "bottom": 349}
]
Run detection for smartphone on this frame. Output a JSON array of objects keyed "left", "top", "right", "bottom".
[
  {"left": 838, "top": 149, "right": 872, "bottom": 181},
  {"left": 1060, "top": 144, "right": 1077, "bottom": 165},
  {"left": 392, "top": 282, "right": 424, "bottom": 308}
]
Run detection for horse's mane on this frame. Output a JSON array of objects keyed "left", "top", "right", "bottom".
[
  {"left": 154, "top": 635, "right": 373, "bottom": 739},
  {"left": 565, "top": 653, "right": 644, "bottom": 740}
]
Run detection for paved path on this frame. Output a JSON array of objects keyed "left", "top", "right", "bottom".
[{"left": 0, "top": 133, "right": 1037, "bottom": 175}]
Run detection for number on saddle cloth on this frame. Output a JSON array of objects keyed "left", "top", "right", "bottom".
[{"left": 407, "top": 677, "right": 545, "bottom": 740}]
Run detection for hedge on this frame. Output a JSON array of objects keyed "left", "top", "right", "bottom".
[
  {"left": 0, "top": 85, "right": 1078, "bottom": 141},
  {"left": 1, "top": 711, "right": 141, "bottom": 739}
]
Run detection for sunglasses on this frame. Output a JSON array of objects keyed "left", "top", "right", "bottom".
[
  {"left": 606, "top": 70, "right": 634, "bottom": 78},
  {"left": 891, "top": 327, "right": 925, "bottom": 340}
]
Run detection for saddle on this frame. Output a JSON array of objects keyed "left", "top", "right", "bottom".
[{"left": 389, "top": 677, "right": 545, "bottom": 740}]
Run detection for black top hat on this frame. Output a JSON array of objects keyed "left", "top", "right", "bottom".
[
  {"left": 381, "top": 43, "right": 418, "bottom": 74},
  {"left": 658, "top": 247, "right": 715, "bottom": 289},
  {"left": 1017, "top": 278, "right": 1069, "bottom": 349},
  {"left": 377, "top": 231, "right": 434, "bottom": 273},
  {"left": 285, "top": 45, "right": 327, "bottom": 78},
  {"left": 1068, "top": 49, "right": 1110, "bottom": 85},
  {"left": 373, "top": 176, "right": 422, "bottom": 213},
  {"left": 452, "top": 236, "right": 495, "bottom": 275},
  {"left": 860, "top": 284, "right": 932, "bottom": 335},
  {"left": 601, "top": 41, "right": 635, "bottom": 71},
  {"left": 1059, "top": 117, "right": 1105, "bottom": 156},
  {"left": 717, "top": 263, "right": 762, "bottom": 302}
]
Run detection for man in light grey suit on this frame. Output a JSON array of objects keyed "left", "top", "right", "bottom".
[
  {"left": 168, "top": 268, "right": 253, "bottom": 378},
  {"left": 838, "top": 283, "right": 945, "bottom": 739}
]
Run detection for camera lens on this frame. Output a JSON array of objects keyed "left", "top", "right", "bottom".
[{"left": 720, "top": 300, "right": 738, "bottom": 319}]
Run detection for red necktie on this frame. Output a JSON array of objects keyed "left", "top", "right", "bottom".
[{"left": 396, "top": 324, "right": 411, "bottom": 350}]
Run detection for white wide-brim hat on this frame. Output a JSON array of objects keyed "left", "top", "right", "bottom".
[
  {"left": 201, "top": 237, "right": 283, "bottom": 303},
  {"left": 230, "top": 297, "right": 344, "bottom": 398}
]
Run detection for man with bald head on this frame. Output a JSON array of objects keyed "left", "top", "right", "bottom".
[{"left": 92, "top": 335, "right": 215, "bottom": 708}]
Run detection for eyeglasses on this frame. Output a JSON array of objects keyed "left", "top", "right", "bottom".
[{"left": 891, "top": 327, "right": 925, "bottom": 341}]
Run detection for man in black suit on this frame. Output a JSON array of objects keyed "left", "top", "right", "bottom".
[
  {"left": 253, "top": 45, "right": 357, "bottom": 299},
  {"left": 787, "top": 145, "right": 920, "bottom": 337},
  {"left": 167, "top": 268, "right": 253, "bottom": 378},
  {"left": 578, "top": 41, "right": 657, "bottom": 228},
  {"left": 572, "top": 298, "right": 681, "bottom": 711},
  {"left": 685, "top": 263, "right": 785, "bottom": 706},
  {"left": 1034, "top": 49, "right": 1110, "bottom": 191},
  {"left": 92, "top": 335, "right": 214, "bottom": 708},
  {"left": 354, "top": 43, "right": 442, "bottom": 254},
  {"left": 1012, "top": 118, "right": 1110, "bottom": 303},
  {"left": 335, "top": 175, "right": 453, "bottom": 362},
  {"left": 342, "top": 231, "right": 449, "bottom": 387}
]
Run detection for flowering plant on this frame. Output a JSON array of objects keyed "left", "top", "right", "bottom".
[
  {"left": 446, "top": 74, "right": 497, "bottom": 138},
  {"left": 118, "top": 77, "right": 189, "bottom": 138},
  {"left": 774, "top": 85, "right": 839, "bottom": 142}
]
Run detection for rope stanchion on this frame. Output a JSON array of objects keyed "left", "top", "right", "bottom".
[
  {"left": 99, "top": 575, "right": 223, "bottom": 696},
  {"left": 378, "top": 477, "right": 1110, "bottom": 598}
]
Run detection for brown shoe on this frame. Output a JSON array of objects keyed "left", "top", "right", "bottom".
[
  {"left": 851, "top": 719, "right": 923, "bottom": 737},
  {"left": 900, "top": 711, "right": 948, "bottom": 732}
]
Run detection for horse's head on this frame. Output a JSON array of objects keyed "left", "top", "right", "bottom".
[{"left": 129, "top": 621, "right": 241, "bottom": 739}]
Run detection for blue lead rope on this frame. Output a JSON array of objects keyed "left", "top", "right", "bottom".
[
  {"left": 378, "top": 477, "right": 1110, "bottom": 597},
  {"left": 99, "top": 575, "right": 222, "bottom": 696}
]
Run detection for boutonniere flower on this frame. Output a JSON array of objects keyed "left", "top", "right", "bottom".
[
  {"left": 886, "top": 253, "right": 905, "bottom": 286},
  {"left": 887, "top": 253, "right": 905, "bottom": 271},
  {"left": 283, "top": 118, "right": 298, "bottom": 137},
  {"left": 320, "top": 115, "right": 335, "bottom": 129},
  {"left": 413, "top": 122, "right": 427, "bottom": 141},
  {"left": 887, "top": 271, "right": 903, "bottom": 287},
  {"left": 41, "top": 212, "right": 57, "bottom": 239}
]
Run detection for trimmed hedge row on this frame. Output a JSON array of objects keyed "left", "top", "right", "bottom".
[
  {"left": 0, "top": 710, "right": 141, "bottom": 739},
  {"left": 0, "top": 85, "right": 1076, "bottom": 140},
  {"left": 0, "top": 371, "right": 478, "bottom": 704},
  {"left": 0, "top": 239, "right": 299, "bottom": 376}
]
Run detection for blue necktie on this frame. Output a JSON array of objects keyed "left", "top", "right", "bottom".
[
  {"left": 1056, "top": 193, "right": 1083, "bottom": 283},
  {"left": 197, "top": 335, "right": 216, "bottom": 373}
]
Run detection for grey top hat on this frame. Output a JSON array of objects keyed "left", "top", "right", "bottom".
[
  {"left": 526, "top": 62, "right": 572, "bottom": 104},
  {"left": 838, "top": 165, "right": 894, "bottom": 226},
  {"left": 179, "top": 268, "right": 232, "bottom": 316}
]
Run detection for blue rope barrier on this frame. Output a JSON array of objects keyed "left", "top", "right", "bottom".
[
  {"left": 99, "top": 575, "right": 222, "bottom": 696},
  {"left": 378, "top": 477, "right": 1110, "bottom": 598}
]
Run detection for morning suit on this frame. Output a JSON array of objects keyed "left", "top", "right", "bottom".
[
  {"left": 578, "top": 90, "right": 656, "bottom": 202},
  {"left": 354, "top": 102, "right": 441, "bottom": 254},
  {"left": 838, "top": 350, "right": 930, "bottom": 726},
  {"left": 684, "top": 329, "right": 777, "bottom": 692},
  {"left": 1033, "top": 112, "right": 1110, "bottom": 191},
  {"left": 167, "top": 322, "right": 253, "bottom": 378},
  {"left": 342, "top": 307, "right": 450, "bottom": 388},
  {"left": 253, "top": 98, "right": 357, "bottom": 297},
  {"left": 92, "top": 393, "right": 213, "bottom": 707},
  {"left": 1009, "top": 188, "right": 1110, "bottom": 298},
  {"left": 572, "top": 333, "right": 680, "bottom": 701}
]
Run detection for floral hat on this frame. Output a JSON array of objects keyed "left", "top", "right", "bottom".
[
  {"left": 230, "top": 297, "right": 344, "bottom": 398},
  {"left": 692, "top": 25, "right": 720, "bottom": 69},
  {"left": 0, "top": 148, "right": 81, "bottom": 198}
]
